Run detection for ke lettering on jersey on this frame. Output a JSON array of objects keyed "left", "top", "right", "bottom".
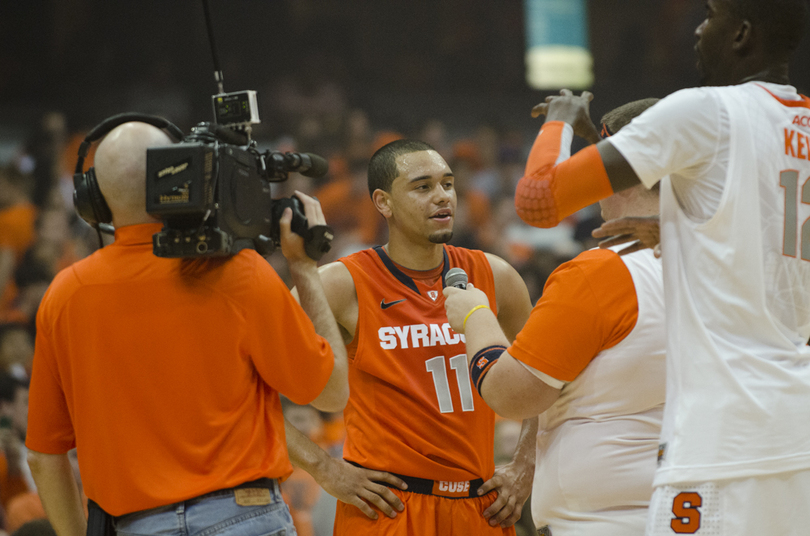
[
  {"left": 784, "top": 127, "right": 810, "bottom": 161},
  {"left": 378, "top": 323, "right": 466, "bottom": 350}
]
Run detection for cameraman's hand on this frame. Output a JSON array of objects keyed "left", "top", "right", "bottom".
[
  {"left": 532, "top": 89, "right": 601, "bottom": 145},
  {"left": 280, "top": 191, "right": 325, "bottom": 267}
]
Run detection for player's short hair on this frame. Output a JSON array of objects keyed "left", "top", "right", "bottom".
[
  {"left": 728, "top": 0, "right": 809, "bottom": 58},
  {"left": 600, "top": 98, "right": 660, "bottom": 136},
  {"left": 368, "top": 139, "right": 437, "bottom": 197}
]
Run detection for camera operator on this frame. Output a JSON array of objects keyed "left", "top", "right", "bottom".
[{"left": 23, "top": 121, "right": 348, "bottom": 536}]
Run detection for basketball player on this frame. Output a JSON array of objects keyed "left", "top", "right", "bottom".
[
  {"left": 447, "top": 1, "right": 810, "bottom": 534},
  {"left": 286, "top": 139, "right": 536, "bottom": 535}
]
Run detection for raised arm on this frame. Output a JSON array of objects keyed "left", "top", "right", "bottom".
[
  {"left": 515, "top": 90, "right": 641, "bottom": 228},
  {"left": 281, "top": 191, "right": 348, "bottom": 412}
]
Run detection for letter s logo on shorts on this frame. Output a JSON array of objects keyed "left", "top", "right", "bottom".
[{"left": 670, "top": 492, "right": 702, "bottom": 534}]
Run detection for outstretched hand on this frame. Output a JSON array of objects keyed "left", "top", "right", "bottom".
[
  {"left": 531, "top": 89, "right": 601, "bottom": 145},
  {"left": 592, "top": 215, "right": 661, "bottom": 257}
]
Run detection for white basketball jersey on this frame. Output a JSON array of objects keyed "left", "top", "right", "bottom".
[
  {"left": 532, "top": 248, "right": 665, "bottom": 535},
  {"left": 652, "top": 83, "right": 810, "bottom": 485}
]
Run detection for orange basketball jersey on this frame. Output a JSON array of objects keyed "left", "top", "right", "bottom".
[{"left": 340, "top": 245, "right": 499, "bottom": 482}]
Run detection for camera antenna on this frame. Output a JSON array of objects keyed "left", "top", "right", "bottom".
[{"left": 202, "top": 0, "right": 225, "bottom": 95}]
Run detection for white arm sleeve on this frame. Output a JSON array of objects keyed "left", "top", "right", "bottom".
[{"left": 608, "top": 87, "right": 724, "bottom": 189}]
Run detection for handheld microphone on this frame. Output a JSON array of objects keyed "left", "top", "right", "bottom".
[{"left": 445, "top": 267, "right": 468, "bottom": 289}]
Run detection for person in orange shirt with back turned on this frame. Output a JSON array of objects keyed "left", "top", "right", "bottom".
[{"left": 24, "top": 116, "right": 348, "bottom": 536}]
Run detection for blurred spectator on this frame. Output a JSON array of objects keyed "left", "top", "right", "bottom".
[
  {"left": 0, "top": 325, "right": 32, "bottom": 381},
  {"left": 0, "top": 374, "right": 32, "bottom": 510},
  {"left": 0, "top": 167, "right": 37, "bottom": 322}
]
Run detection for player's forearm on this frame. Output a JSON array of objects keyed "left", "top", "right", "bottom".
[
  {"left": 284, "top": 417, "right": 333, "bottom": 483},
  {"left": 480, "top": 353, "right": 561, "bottom": 421},
  {"left": 515, "top": 121, "right": 614, "bottom": 228},
  {"left": 512, "top": 417, "right": 538, "bottom": 467},
  {"left": 289, "top": 261, "right": 349, "bottom": 412},
  {"left": 27, "top": 450, "right": 87, "bottom": 536}
]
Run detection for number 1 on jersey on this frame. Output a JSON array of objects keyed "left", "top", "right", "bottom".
[
  {"left": 780, "top": 170, "right": 810, "bottom": 260},
  {"left": 426, "top": 354, "right": 475, "bottom": 413}
]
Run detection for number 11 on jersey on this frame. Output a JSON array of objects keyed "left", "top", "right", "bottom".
[{"left": 426, "top": 354, "right": 475, "bottom": 413}]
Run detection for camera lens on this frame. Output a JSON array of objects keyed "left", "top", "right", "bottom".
[{"left": 196, "top": 241, "right": 209, "bottom": 254}]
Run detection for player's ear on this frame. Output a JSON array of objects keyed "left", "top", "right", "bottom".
[
  {"left": 731, "top": 19, "right": 753, "bottom": 53},
  {"left": 372, "top": 189, "right": 393, "bottom": 218}
]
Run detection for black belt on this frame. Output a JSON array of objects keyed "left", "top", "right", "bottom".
[{"left": 348, "top": 461, "right": 485, "bottom": 499}]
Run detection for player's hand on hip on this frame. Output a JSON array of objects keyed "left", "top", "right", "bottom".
[
  {"left": 532, "top": 89, "right": 601, "bottom": 144},
  {"left": 280, "top": 190, "right": 326, "bottom": 267},
  {"left": 592, "top": 215, "right": 661, "bottom": 256},
  {"left": 478, "top": 460, "right": 533, "bottom": 527},
  {"left": 320, "top": 458, "right": 407, "bottom": 520},
  {"left": 442, "top": 283, "right": 490, "bottom": 334}
]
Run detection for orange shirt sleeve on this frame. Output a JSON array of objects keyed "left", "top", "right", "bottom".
[
  {"left": 508, "top": 248, "right": 638, "bottom": 382},
  {"left": 26, "top": 280, "right": 77, "bottom": 454}
]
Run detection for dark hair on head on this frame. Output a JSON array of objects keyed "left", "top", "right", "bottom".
[
  {"left": 601, "top": 98, "right": 662, "bottom": 193},
  {"left": 728, "top": 0, "right": 809, "bottom": 58},
  {"left": 367, "top": 139, "right": 437, "bottom": 197},
  {"left": 600, "top": 98, "right": 660, "bottom": 135}
]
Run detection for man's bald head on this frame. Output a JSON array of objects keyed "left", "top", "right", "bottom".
[{"left": 94, "top": 122, "right": 174, "bottom": 227}]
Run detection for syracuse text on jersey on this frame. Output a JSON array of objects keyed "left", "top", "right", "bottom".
[{"left": 378, "top": 323, "right": 466, "bottom": 350}]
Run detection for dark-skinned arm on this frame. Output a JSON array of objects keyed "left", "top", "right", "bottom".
[{"left": 284, "top": 418, "right": 407, "bottom": 520}]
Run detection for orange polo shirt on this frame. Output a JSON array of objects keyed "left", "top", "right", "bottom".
[
  {"left": 26, "top": 223, "right": 334, "bottom": 516},
  {"left": 509, "top": 248, "right": 639, "bottom": 382}
]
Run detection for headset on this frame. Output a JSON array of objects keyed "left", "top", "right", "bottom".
[{"left": 73, "top": 112, "right": 185, "bottom": 229}]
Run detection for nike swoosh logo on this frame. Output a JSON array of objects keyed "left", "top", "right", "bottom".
[{"left": 380, "top": 299, "right": 407, "bottom": 310}]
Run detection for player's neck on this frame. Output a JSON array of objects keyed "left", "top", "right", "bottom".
[
  {"left": 734, "top": 63, "right": 790, "bottom": 86},
  {"left": 384, "top": 236, "right": 445, "bottom": 271}
]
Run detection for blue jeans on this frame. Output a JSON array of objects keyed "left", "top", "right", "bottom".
[{"left": 114, "top": 480, "right": 296, "bottom": 536}]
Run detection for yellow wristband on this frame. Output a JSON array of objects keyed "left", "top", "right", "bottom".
[{"left": 462, "top": 305, "right": 491, "bottom": 332}]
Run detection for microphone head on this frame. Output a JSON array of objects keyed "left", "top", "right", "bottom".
[
  {"left": 445, "top": 267, "right": 468, "bottom": 289},
  {"left": 301, "top": 153, "right": 329, "bottom": 178}
]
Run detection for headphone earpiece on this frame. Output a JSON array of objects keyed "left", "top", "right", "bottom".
[
  {"left": 73, "top": 167, "right": 112, "bottom": 227},
  {"left": 72, "top": 112, "right": 184, "bottom": 229}
]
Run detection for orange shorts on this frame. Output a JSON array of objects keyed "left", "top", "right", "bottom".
[{"left": 334, "top": 488, "right": 517, "bottom": 536}]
